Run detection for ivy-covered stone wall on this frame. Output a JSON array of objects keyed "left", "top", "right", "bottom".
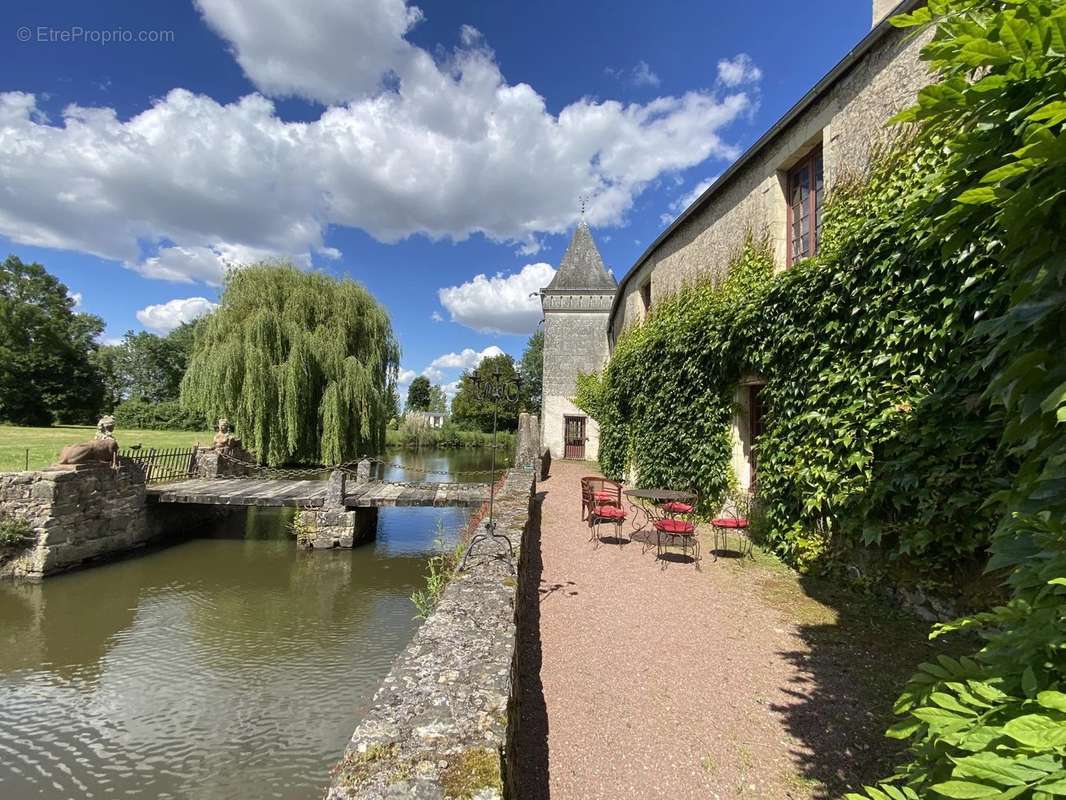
[{"left": 578, "top": 142, "right": 1010, "bottom": 582}]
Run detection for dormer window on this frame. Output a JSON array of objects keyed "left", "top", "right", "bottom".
[{"left": 787, "top": 146, "right": 824, "bottom": 265}]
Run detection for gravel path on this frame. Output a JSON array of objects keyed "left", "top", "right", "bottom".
[{"left": 525, "top": 460, "right": 834, "bottom": 800}]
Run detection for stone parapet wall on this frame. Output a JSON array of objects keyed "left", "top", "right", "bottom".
[
  {"left": 0, "top": 462, "right": 149, "bottom": 580},
  {"left": 327, "top": 466, "right": 536, "bottom": 799}
]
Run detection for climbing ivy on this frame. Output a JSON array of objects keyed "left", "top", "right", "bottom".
[
  {"left": 575, "top": 236, "right": 774, "bottom": 514},
  {"left": 749, "top": 139, "right": 1009, "bottom": 573},
  {"left": 843, "top": 0, "right": 1066, "bottom": 797},
  {"left": 577, "top": 137, "right": 1009, "bottom": 577},
  {"left": 581, "top": 0, "right": 1066, "bottom": 793}
]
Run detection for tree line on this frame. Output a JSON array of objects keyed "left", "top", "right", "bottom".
[
  {"left": 1, "top": 255, "right": 544, "bottom": 457},
  {"left": 402, "top": 330, "right": 543, "bottom": 434},
  {"left": 0, "top": 255, "right": 207, "bottom": 429}
]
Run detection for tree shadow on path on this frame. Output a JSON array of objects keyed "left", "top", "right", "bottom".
[{"left": 762, "top": 567, "right": 973, "bottom": 798}]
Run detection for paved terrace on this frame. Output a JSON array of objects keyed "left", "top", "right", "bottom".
[
  {"left": 146, "top": 477, "right": 490, "bottom": 508},
  {"left": 513, "top": 459, "right": 937, "bottom": 800}
]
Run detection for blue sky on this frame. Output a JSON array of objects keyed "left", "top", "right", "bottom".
[{"left": 3, "top": 0, "right": 873, "bottom": 397}]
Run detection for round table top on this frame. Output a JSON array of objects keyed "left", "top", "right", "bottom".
[{"left": 623, "top": 488, "right": 696, "bottom": 502}]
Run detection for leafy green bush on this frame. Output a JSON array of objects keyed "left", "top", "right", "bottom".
[
  {"left": 843, "top": 0, "right": 1066, "bottom": 797},
  {"left": 0, "top": 516, "right": 33, "bottom": 547},
  {"left": 112, "top": 398, "right": 210, "bottom": 431}
]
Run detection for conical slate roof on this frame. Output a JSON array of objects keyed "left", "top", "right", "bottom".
[{"left": 545, "top": 221, "right": 617, "bottom": 292}]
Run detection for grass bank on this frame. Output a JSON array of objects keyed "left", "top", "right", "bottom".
[{"left": 0, "top": 425, "right": 214, "bottom": 471}]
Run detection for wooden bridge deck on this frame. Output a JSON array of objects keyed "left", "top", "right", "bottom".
[{"left": 145, "top": 478, "right": 490, "bottom": 508}]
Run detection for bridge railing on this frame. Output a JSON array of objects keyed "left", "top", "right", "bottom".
[{"left": 119, "top": 446, "right": 198, "bottom": 485}]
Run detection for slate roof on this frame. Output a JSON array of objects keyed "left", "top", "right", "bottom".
[{"left": 545, "top": 221, "right": 617, "bottom": 293}]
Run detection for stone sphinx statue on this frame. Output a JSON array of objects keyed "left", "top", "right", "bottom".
[
  {"left": 57, "top": 417, "right": 119, "bottom": 466},
  {"left": 212, "top": 418, "right": 243, "bottom": 452},
  {"left": 94, "top": 415, "right": 116, "bottom": 440}
]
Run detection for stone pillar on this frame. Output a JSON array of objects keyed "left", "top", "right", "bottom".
[
  {"left": 327, "top": 469, "right": 346, "bottom": 506},
  {"left": 515, "top": 412, "right": 541, "bottom": 470},
  {"left": 297, "top": 506, "right": 377, "bottom": 549},
  {"left": 297, "top": 468, "right": 376, "bottom": 549},
  {"left": 356, "top": 458, "right": 372, "bottom": 484},
  {"left": 0, "top": 463, "right": 149, "bottom": 580}
]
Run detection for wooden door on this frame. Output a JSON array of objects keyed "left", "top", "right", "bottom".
[{"left": 563, "top": 416, "right": 586, "bottom": 460}]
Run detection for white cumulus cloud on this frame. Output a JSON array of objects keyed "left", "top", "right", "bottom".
[
  {"left": 717, "top": 53, "right": 762, "bottom": 88},
  {"left": 194, "top": 0, "right": 425, "bottom": 105},
  {"left": 428, "top": 345, "right": 505, "bottom": 371},
  {"left": 136, "top": 297, "right": 219, "bottom": 334},
  {"left": 438, "top": 263, "right": 554, "bottom": 335},
  {"left": 0, "top": 0, "right": 756, "bottom": 283}
]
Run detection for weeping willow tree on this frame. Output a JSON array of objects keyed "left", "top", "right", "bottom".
[{"left": 181, "top": 265, "right": 399, "bottom": 465}]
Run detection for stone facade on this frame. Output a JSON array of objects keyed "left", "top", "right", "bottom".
[
  {"left": 610, "top": 3, "right": 930, "bottom": 340},
  {"left": 588, "top": 0, "right": 931, "bottom": 488},
  {"left": 540, "top": 223, "right": 616, "bottom": 461},
  {"left": 0, "top": 463, "right": 149, "bottom": 580}
]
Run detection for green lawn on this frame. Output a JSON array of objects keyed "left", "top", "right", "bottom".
[{"left": 0, "top": 425, "right": 213, "bottom": 471}]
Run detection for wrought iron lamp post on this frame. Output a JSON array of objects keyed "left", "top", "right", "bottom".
[{"left": 459, "top": 365, "right": 521, "bottom": 572}]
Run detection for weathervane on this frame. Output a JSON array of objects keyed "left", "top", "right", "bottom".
[{"left": 579, "top": 194, "right": 589, "bottom": 221}]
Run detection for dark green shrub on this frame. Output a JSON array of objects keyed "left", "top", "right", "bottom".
[
  {"left": 112, "top": 399, "right": 210, "bottom": 431},
  {"left": 0, "top": 516, "right": 33, "bottom": 547}
]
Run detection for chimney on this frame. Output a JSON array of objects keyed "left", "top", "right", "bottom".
[{"left": 873, "top": 0, "right": 899, "bottom": 27}]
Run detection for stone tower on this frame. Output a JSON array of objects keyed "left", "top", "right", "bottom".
[{"left": 540, "top": 221, "right": 617, "bottom": 460}]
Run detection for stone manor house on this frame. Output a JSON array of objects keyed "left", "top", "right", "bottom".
[{"left": 540, "top": 0, "right": 931, "bottom": 490}]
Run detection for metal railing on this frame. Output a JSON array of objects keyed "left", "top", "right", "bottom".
[{"left": 119, "top": 446, "right": 197, "bottom": 485}]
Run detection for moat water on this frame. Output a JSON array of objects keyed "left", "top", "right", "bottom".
[{"left": 0, "top": 448, "right": 504, "bottom": 800}]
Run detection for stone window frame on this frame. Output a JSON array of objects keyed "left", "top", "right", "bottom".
[
  {"left": 639, "top": 279, "right": 652, "bottom": 316},
  {"left": 786, "top": 144, "right": 825, "bottom": 266}
]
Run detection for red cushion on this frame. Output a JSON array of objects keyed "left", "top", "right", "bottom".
[
  {"left": 593, "top": 491, "right": 617, "bottom": 502},
  {"left": 654, "top": 519, "right": 695, "bottom": 534},
  {"left": 660, "top": 501, "right": 693, "bottom": 514},
  {"left": 592, "top": 505, "right": 626, "bottom": 519},
  {"left": 712, "top": 517, "right": 749, "bottom": 529}
]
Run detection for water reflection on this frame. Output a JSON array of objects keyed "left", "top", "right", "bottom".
[
  {"left": 379, "top": 446, "right": 510, "bottom": 483},
  {"left": 0, "top": 448, "right": 487, "bottom": 800}
]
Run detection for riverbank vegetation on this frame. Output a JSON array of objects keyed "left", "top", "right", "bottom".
[
  {"left": 410, "top": 528, "right": 464, "bottom": 618},
  {"left": 0, "top": 515, "right": 34, "bottom": 547},
  {"left": 579, "top": 0, "right": 1066, "bottom": 795},
  {"left": 385, "top": 425, "right": 515, "bottom": 451}
]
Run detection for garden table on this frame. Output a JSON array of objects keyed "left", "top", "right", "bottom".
[{"left": 623, "top": 488, "right": 697, "bottom": 553}]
